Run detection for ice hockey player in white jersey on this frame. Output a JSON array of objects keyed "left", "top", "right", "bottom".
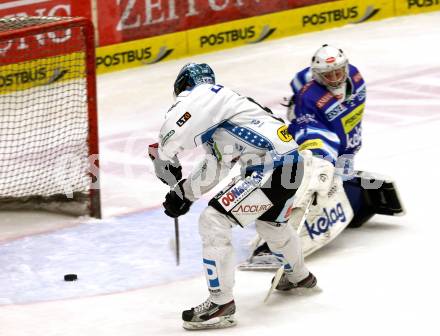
[{"left": 148, "top": 63, "right": 336, "bottom": 330}]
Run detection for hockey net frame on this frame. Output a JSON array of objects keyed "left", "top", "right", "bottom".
[{"left": 0, "top": 17, "right": 101, "bottom": 218}]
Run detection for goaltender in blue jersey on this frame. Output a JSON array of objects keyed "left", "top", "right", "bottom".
[
  {"left": 288, "top": 46, "right": 365, "bottom": 168},
  {"left": 240, "top": 45, "right": 405, "bottom": 270}
]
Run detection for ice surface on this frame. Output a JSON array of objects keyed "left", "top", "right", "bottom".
[{"left": 1, "top": 12, "right": 440, "bottom": 335}]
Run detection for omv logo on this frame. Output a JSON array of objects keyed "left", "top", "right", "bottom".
[
  {"left": 352, "top": 6, "right": 381, "bottom": 23},
  {"left": 247, "top": 25, "right": 276, "bottom": 44},
  {"left": 305, "top": 203, "right": 347, "bottom": 239}
]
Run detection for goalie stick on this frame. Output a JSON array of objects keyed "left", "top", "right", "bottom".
[{"left": 264, "top": 194, "right": 316, "bottom": 303}]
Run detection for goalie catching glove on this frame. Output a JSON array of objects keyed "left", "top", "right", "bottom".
[
  {"left": 163, "top": 179, "right": 193, "bottom": 218},
  {"left": 148, "top": 143, "right": 182, "bottom": 186}
]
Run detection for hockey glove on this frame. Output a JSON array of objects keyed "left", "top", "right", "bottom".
[
  {"left": 163, "top": 179, "right": 193, "bottom": 218},
  {"left": 148, "top": 143, "right": 182, "bottom": 186}
]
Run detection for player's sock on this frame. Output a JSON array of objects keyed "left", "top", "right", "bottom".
[
  {"left": 273, "top": 272, "right": 317, "bottom": 291},
  {"left": 182, "top": 298, "right": 236, "bottom": 330}
]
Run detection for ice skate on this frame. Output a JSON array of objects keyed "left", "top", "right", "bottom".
[
  {"left": 182, "top": 298, "right": 236, "bottom": 330},
  {"left": 273, "top": 272, "right": 317, "bottom": 291}
]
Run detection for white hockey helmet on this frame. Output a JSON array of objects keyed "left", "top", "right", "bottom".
[{"left": 311, "top": 45, "right": 348, "bottom": 89}]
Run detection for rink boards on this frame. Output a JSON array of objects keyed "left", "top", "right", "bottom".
[{"left": 95, "top": 0, "right": 440, "bottom": 74}]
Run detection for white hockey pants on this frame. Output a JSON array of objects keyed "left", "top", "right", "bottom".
[{"left": 199, "top": 206, "right": 309, "bottom": 304}]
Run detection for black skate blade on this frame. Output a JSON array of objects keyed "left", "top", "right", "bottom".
[{"left": 182, "top": 315, "right": 236, "bottom": 330}]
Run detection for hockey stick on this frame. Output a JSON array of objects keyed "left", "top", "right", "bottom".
[
  {"left": 174, "top": 217, "right": 180, "bottom": 266},
  {"left": 264, "top": 193, "right": 316, "bottom": 303},
  {"left": 148, "top": 143, "right": 181, "bottom": 266}
]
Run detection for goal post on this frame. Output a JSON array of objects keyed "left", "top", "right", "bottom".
[{"left": 0, "top": 17, "right": 101, "bottom": 218}]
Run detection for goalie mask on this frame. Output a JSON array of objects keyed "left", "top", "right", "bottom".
[
  {"left": 311, "top": 45, "right": 348, "bottom": 89},
  {"left": 173, "top": 63, "right": 215, "bottom": 97}
]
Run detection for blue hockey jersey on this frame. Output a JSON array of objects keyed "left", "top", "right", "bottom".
[{"left": 287, "top": 64, "right": 366, "bottom": 165}]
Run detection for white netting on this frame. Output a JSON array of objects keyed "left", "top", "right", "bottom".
[{"left": 0, "top": 17, "right": 98, "bottom": 216}]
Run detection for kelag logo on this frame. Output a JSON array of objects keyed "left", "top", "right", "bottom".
[
  {"left": 302, "top": 5, "right": 380, "bottom": 27},
  {"left": 305, "top": 203, "right": 346, "bottom": 239},
  {"left": 200, "top": 25, "right": 276, "bottom": 47},
  {"left": 408, "top": 0, "right": 440, "bottom": 8},
  {"left": 96, "top": 46, "right": 173, "bottom": 69},
  {"left": 346, "top": 125, "right": 362, "bottom": 149}
]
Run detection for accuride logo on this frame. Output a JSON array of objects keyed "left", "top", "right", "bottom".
[
  {"left": 302, "top": 5, "right": 380, "bottom": 27},
  {"left": 96, "top": 46, "right": 173, "bottom": 69},
  {"left": 199, "top": 25, "right": 275, "bottom": 48},
  {"left": 408, "top": 0, "right": 440, "bottom": 8},
  {"left": 231, "top": 203, "right": 272, "bottom": 214},
  {"left": 305, "top": 203, "right": 346, "bottom": 239}
]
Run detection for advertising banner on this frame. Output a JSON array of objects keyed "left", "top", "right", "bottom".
[
  {"left": 96, "top": 0, "right": 334, "bottom": 46},
  {"left": 0, "top": 1, "right": 93, "bottom": 63},
  {"left": 95, "top": 31, "right": 186, "bottom": 74},
  {"left": 0, "top": 52, "right": 85, "bottom": 94},
  {"left": 292, "top": 0, "right": 393, "bottom": 33},
  {"left": 186, "top": 11, "right": 290, "bottom": 55},
  {"left": 395, "top": 0, "right": 440, "bottom": 15},
  {"left": 188, "top": 0, "right": 394, "bottom": 55},
  {"left": 0, "top": 0, "right": 91, "bottom": 19}
]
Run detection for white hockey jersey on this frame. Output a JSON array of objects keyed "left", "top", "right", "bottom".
[{"left": 158, "top": 84, "right": 300, "bottom": 199}]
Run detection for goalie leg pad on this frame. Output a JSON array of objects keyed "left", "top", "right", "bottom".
[
  {"left": 343, "top": 171, "right": 405, "bottom": 228},
  {"left": 291, "top": 178, "right": 354, "bottom": 257}
]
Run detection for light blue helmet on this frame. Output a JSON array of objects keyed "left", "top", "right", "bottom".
[{"left": 173, "top": 63, "right": 215, "bottom": 97}]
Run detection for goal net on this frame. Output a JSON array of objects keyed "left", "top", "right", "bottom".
[{"left": 0, "top": 17, "right": 101, "bottom": 218}]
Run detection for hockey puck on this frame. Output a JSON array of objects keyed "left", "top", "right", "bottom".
[{"left": 64, "top": 274, "right": 78, "bottom": 281}]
